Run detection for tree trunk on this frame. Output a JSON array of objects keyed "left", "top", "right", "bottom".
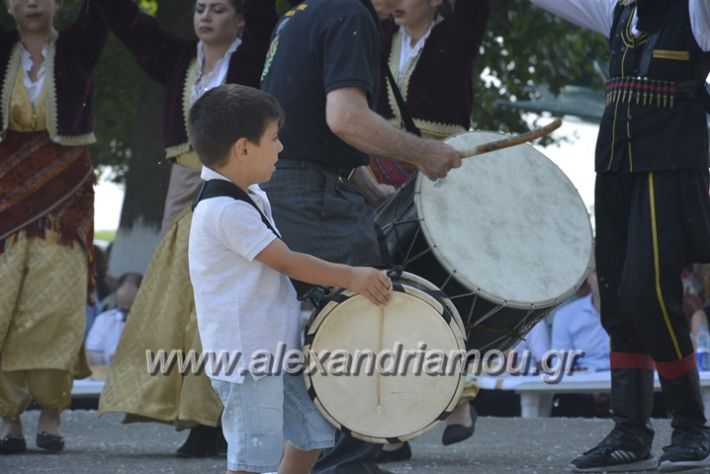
[{"left": 108, "top": 0, "right": 194, "bottom": 278}]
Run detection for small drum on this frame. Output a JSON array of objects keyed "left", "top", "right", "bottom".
[
  {"left": 304, "top": 272, "right": 466, "bottom": 443},
  {"left": 376, "top": 131, "right": 594, "bottom": 352}
]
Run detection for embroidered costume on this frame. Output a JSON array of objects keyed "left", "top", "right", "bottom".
[{"left": 0, "top": 0, "right": 107, "bottom": 420}]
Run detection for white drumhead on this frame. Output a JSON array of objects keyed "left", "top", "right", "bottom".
[
  {"left": 397, "top": 272, "right": 466, "bottom": 340},
  {"left": 415, "top": 131, "right": 593, "bottom": 308},
  {"left": 306, "top": 280, "right": 465, "bottom": 443}
]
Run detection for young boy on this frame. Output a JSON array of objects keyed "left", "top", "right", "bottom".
[{"left": 187, "top": 84, "right": 392, "bottom": 474}]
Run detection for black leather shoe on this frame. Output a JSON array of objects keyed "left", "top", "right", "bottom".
[
  {"left": 442, "top": 404, "right": 477, "bottom": 446},
  {"left": 176, "top": 425, "right": 219, "bottom": 458},
  {"left": 213, "top": 428, "right": 227, "bottom": 457},
  {"left": 36, "top": 431, "right": 64, "bottom": 452},
  {"left": 375, "top": 442, "right": 411, "bottom": 463},
  {"left": 0, "top": 435, "right": 26, "bottom": 454}
]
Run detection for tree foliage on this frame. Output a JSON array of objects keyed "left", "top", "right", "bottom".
[
  {"left": 473, "top": 0, "right": 608, "bottom": 137},
  {"left": 1, "top": 0, "right": 609, "bottom": 182}
]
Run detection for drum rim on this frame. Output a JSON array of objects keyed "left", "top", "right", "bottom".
[
  {"left": 414, "top": 130, "right": 595, "bottom": 309},
  {"left": 395, "top": 272, "right": 467, "bottom": 341},
  {"left": 303, "top": 278, "right": 466, "bottom": 443}
]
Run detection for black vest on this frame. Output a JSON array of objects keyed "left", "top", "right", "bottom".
[{"left": 596, "top": 0, "right": 710, "bottom": 173}]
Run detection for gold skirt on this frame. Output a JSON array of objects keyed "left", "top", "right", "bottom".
[
  {"left": 0, "top": 232, "right": 90, "bottom": 418},
  {"left": 98, "top": 208, "right": 222, "bottom": 428},
  {"left": 0, "top": 231, "right": 88, "bottom": 372}
]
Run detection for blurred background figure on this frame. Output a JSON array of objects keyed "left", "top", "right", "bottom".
[
  {"left": 86, "top": 273, "right": 143, "bottom": 369},
  {"left": 550, "top": 265, "right": 610, "bottom": 418}
]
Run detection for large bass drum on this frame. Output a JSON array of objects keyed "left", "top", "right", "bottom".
[
  {"left": 304, "top": 272, "right": 466, "bottom": 443},
  {"left": 376, "top": 130, "right": 594, "bottom": 352}
]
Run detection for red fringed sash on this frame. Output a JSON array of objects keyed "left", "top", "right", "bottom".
[
  {"left": 369, "top": 155, "right": 417, "bottom": 188},
  {"left": 0, "top": 130, "right": 96, "bottom": 301}
]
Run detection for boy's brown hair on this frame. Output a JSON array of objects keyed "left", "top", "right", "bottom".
[{"left": 188, "top": 84, "right": 284, "bottom": 168}]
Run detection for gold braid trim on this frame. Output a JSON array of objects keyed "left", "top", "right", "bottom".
[
  {"left": 1, "top": 42, "right": 21, "bottom": 141},
  {"left": 385, "top": 25, "right": 466, "bottom": 140}
]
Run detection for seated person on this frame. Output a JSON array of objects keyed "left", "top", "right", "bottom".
[
  {"left": 690, "top": 263, "right": 710, "bottom": 351},
  {"left": 85, "top": 272, "right": 142, "bottom": 367},
  {"left": 512, "top": 319, "right": 550, "bottom": 370},
  {"left": 551, "top": 267, "right": 609, "bottom": 372},
  {"left": 550, "top": 266, "right": 610, "bottom": 417}
]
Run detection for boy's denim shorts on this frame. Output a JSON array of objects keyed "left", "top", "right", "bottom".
[{"left": 211, "top": 373, "right": 335, "bottom": 472}]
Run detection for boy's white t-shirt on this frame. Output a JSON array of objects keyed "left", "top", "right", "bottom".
[{"left": 189, "top": 167, "right": 301, "bottom": 383}]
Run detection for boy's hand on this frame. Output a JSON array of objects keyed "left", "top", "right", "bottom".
[{"left": 348, "top": 268, "right": 392, "bottom": 306}]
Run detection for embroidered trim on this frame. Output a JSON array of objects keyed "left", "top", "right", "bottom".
[
  {"left": 164, "top": 59, "right": 200, "bottom": 159},
  {"left": 385, "top": 25, "right": 464, "bottom": 139},
  {"left": 621, "top": 6, "right": 648, "bottom": 48},
  {"left": 1, "top": 42, "right": 22, "bottom": 140},
  {"left": 386, "top": 29, "right": 420, "bottom": 125},
  {"left": 652, "top": 49, "right": 690, "bottom": 61},
  {"left": 386, "top": 117, "right": 465, "bottom": 139},
  {"left": 179, "top": 59, "right": 198, "bottom": 152},
  {"left": 55, "top": 133, "right": 96, "bottom": 146},
  {"left": 165, "top": 142, "right": 191, "bottom": 159},
  {"left": 174, "top": 149, "right": 201, "bottom": 169},
  {"left": 44, "top": 30, "right": 60, "bottom": 141}
]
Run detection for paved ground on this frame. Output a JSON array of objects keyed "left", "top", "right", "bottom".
[{"left": 1, "top": 411, "right": 709, "bottom": 473}]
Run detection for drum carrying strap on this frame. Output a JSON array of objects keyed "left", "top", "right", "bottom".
[
  {"left": 192, "top": 179, "right": 281, "bottom": 239},
  {"left": 383, "top": 54, "right": 421, "bottom": 137},
  {"left": 378, "top": 58, "right": 423, "bottom": 265}
]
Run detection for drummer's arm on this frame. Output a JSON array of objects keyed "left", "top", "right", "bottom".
[
  {"left": 256, "top": 240, "right": 392, "bottom": 306},
  {"left": 326, "top": 87, "right": 461, "bottom": 181}
]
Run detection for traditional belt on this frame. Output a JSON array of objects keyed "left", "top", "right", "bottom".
[
  {"left": 605, "top": 77, "right": 706, "bottom": 109},
  {"left": 276, "top": 159, "right": 355, "bottom": 180}
]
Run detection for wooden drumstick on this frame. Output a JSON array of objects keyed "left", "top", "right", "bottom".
[
  {"left": 376, "top": 304, "right": 385, "bottom": 411},
  {"left": 457, "top": 119, "right": 563, "bottom": 159}
]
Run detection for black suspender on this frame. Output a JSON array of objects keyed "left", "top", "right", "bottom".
[{"left": 192, "top": 179, "right": 281, "bottom": 239}]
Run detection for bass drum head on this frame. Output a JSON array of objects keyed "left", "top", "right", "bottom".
[
  {"left": 415, "top": 130, "right": 593, "bottom": 308},
  {"left": 304, "top": 274, "right": 465, "bottom": 443}
]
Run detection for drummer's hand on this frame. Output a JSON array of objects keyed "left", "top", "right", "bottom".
[
  {"left": 348, "top": 268, "right": 392, "bottom": 306},
  {"left": 419, "top": 140, "right": 461, "bottom": 181}
]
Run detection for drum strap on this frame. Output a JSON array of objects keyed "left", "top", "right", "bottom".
[
  {"left": 383, "top": 54, "right": 422, "bottom": 137},
  {"left": 192, "top": 179, "right": 281, "bottom": 239}
]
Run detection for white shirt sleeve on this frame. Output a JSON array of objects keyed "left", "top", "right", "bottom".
[
  {"left": 85, "top": 313, "right": 109, "bottom": 352},
  {"left": 217, "top": 201, "right": 277, "bottom": 262},
  {"left": 531, "top": 0, "right": 618, "bottom": 38},
  {"left": 690, "top": 0, "right": 710, "bottom": 52},
  {"left": 551, "top": 310, "right": 574, "bottom": 352},
  {"left": 527, "top": 320, "right": 551, "bottom": 363}
]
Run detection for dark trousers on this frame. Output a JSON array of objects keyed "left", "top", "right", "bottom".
[
  {"left": 262, "top": 167, "right": 383, "bottom": 474},
  {"left": 595, "top": 170, "right": 710, "bottom": 435},
  {"left": 595, "top": 170, "right": 710, "bottom": 367}
]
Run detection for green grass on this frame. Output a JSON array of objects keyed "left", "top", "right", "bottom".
[{"left": 94, "top": 230, "right": 117, "bottom": 242}]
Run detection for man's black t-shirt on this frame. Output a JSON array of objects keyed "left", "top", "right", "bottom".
[{"left": 260, "top": 0, "right": 381, "bottom": 169}]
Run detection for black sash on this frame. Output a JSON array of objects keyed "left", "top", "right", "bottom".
[{"left": 192, "top": 179, "right": 281, "bottom": 239}]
